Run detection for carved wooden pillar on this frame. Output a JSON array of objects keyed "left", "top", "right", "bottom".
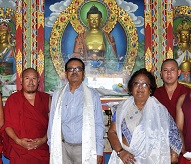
[
  {"left": 16, "top": 0, "right": 45, "bottom": 91},
  {"left": 144, "top": 0, "right": 173, "bottom": 86}
]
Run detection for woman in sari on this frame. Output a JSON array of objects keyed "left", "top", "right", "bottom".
[{"left": 108, "top": 68, "right": 182, "bottom": 164}]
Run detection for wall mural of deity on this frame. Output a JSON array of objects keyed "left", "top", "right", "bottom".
[
  {"left": 173, "top": 6, "right": 191, "bottom": 87},
  {"left": 0, "top": 0, "right": 190, "bottom": 96},
  {"left": 0, "top": 7, "right": 16, "bottom": 96},
  {"left": 44, "top": 0, "right": 144, "bottom": 92}
]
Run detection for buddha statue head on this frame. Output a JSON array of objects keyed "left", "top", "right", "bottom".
[
  {"left": 86, "top": 6, "right": 103, "bottom": 30},
  {"left": 176, "top": 19, "right": 191, "bottom": 51}
]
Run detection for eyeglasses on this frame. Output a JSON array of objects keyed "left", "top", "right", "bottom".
[
  {"left": 67, "top": 67, "right": 83, "bottom": 72},
  {"left": 133, "top": 82, "right": 150, "bottom": 88}
]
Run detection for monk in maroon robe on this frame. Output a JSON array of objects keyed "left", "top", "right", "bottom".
[
  {"left": 0, "top": 94, "right": 4, "bottom": 164},
  {"left": 153, "top": 59, "right": 190, "bottom": 120},
  {"left": 154, "top": 83, "right": 189, "bottom": 120},
  {"left": 176, "top": 91, "right": 191, "bottom": 164},
  {"left": 3, "top": 68, "right": 50, "bottom": 164}
]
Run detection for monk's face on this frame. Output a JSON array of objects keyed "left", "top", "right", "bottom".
[
  {"left": 21, "top": 69, "right": 39, "bottom": 94},
  {"left": 160, "top": 61, "right": 181, "bottom": 85},
  {"left": 66, "top": 60, "right": 85, "bottom": 85}
]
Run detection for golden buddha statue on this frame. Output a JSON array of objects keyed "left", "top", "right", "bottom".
[
  {"left": 176, "top": 19, "right": 191, "bottom": 85},
  {"left": 73, "top": 6, "right": 118, "bottom": 73},
  {"left": 177, "top": 19, "right": 191, "bottom": 51},
  {"left": 0, "top": 22, "right": 16, "bottom": 75},
  {"left": 85, "top": 11, "right": 106, "bottom": 61}
]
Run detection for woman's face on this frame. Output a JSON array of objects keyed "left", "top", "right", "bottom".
[{"left": 131, "top": 74, "right": 151, "bottom": 102}]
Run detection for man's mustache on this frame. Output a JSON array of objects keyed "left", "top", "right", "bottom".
[
  {"left": 71, "top": 73, "right": 79, "bottom": 76},
  {"left": 27, "top": 85, "right": 35, "bottom": 87}
]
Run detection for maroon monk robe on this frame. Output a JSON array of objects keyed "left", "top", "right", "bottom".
[
  {"left": 178, "top": 154, "right": 191, "bottom": 164},
  {"left": 182, "top": 91, "right": 191, "bottom": 152},
  {"left": 3, "top": 91, "right": 50, "bottom": 164},
  {"left": 153, "top": 83, "right": 190, "bottom": 120},
  {"left": 0, "top": 127, "right": 3, "bottom": 164},
  {"left": 178, "top": 91, "right": 191, "bottom": 164}
]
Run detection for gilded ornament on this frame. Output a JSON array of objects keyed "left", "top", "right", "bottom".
[
  {"left": 50, "top": 0, "right": 138, "bottom": 79},
  {"left": 145, "top": 48, "right": 152, "bottom": 72},
  {"left": 174, "top": 6, "right": 191, "bottom": 83}
]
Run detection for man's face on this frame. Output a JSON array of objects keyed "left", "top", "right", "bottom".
[
  {"left": 21, "top": 69, "right": 39, "bottom": 94},
  {"left": 66, "top": 60, "right": 85, "bottom": 84},
  {"left": 160, "top": 61, "right": 181, "bottom": 85},
  {"left": 87, "top": 14, "right": 102, "bottom": 29}
]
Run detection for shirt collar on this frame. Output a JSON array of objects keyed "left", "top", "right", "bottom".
[{"left": 66, "top": 83, "right": 83, "bottom": 93}]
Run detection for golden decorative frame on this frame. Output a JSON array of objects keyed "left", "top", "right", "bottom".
[{"left": 49, "top": 0, "right": 138, "bottom": 79}]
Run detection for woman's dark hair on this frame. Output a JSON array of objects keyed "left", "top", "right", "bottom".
[
  {"left": 65, "top": 57, "right": 85, "bottom": 71},
  {"left": 128, "top": 68, "right": 157, "bottom": 96}
]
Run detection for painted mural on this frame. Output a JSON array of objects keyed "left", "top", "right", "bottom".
[
  {"left": 173, "top": 6, "right": 191, "bottom": 86},
  {"left": 0, "top": 7, "right": 16, "bottom": 96},
  {"left": 44, "top": 0, "right": 144, "bottom": 92},
  {"left": 44, "top": 0, "right": 191, "bottom": 92},
  {"left": 0, "top": 0, "right": 190, "bottom": 97}
]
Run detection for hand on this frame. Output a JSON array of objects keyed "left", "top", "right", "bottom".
[
  {"left": 171, "top": 153, "right": 178, "bottom": 164},
  {"left": 97, "top": 155, "right": 103, "bottom": 164},
  {"left": 16, "top": 137, "right": 46, "bottom": 150},
  {"left": 119, "top": 150, "right": 136, "bottom": 164},
  {"left": 16, "top": 138, "right": 34, "bottom": 150},
  {"left": 32, "top": 137, "right": 46, "bottom": 149}
]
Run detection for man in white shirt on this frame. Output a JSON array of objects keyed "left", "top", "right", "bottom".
[{"left": 47, "top": 57, "right": 105, "bottom": 164}]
